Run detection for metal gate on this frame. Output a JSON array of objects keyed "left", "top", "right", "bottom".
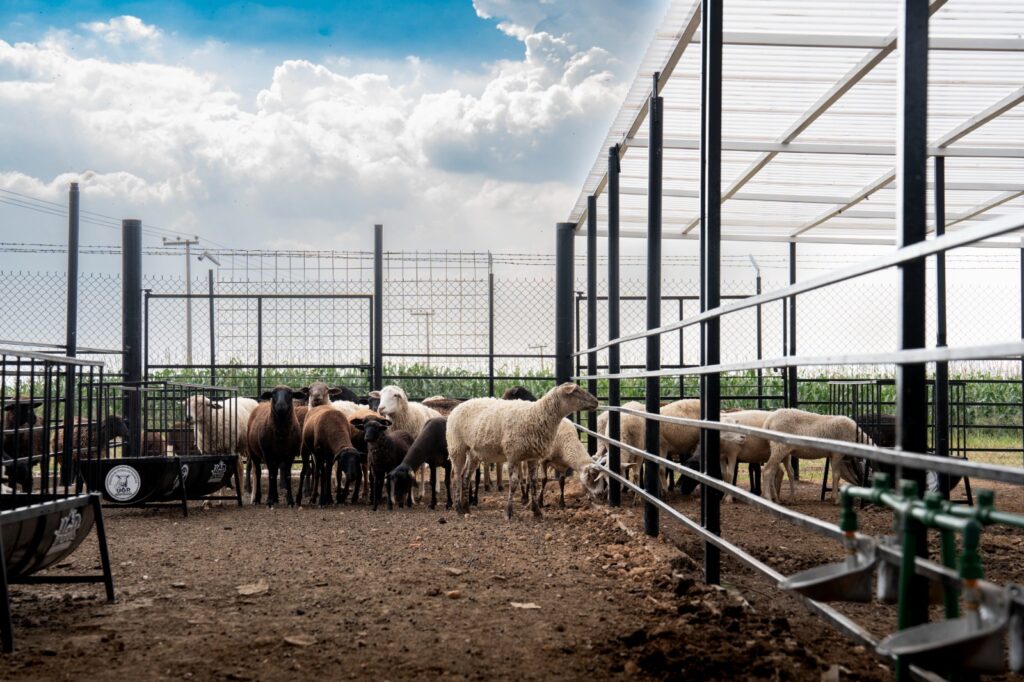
[{"left": 144, "top": 292, "right": 374, "bottom": 397}]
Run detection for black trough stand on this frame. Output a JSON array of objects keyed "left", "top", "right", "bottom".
[
  {"left": 0, "top": 492, "right": 115, "bottom": 653},
  {"left": 79, "top": 454, "right": 243, "bottom": 518}
]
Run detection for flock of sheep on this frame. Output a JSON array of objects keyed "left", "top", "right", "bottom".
[{"left": 180, "top": 380, "right": 875, "bottom": 519}]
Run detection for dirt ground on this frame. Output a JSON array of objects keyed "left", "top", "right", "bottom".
[{"left": 3, "top": 472, "right": 1022, "bottom": 681}]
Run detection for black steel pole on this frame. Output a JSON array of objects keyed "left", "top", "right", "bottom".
[
  {"left": 488, "top": 252, "right": 495, "bottom": 397},
  {"left": 701, "top": 0, "right": 723, "bottom": 585},
  {"left": 644, "top": 71, "right": 663, "bottom": 539},
  {"left": 788, "top": 241, "right": 798, "bottom": 411},
  {"left": 555, "top": 223, "right": 576, "bottom": 386},
  {"left": 896, "top": 0, "right": 931, "bottom": 643},
  {"left": 934, "top": 156, "right": 951, "bottom": 496},
  {"left": 587, "top": 195, "right": 599, "bottom": 456},
  {"left": 61, "top": 182, "right": 80, "bottom": 485},
  {"left": 208, "top": 269, "right": 216, "bottom": 386},
  {"left": 698, "top": 0, "right": 708, "bottom": 527},
  {"left": 122, "top": 219, "right": 143, "bottom": 457},
  {"left": 373, "top": 224, "right": 384, "bottom": 390},
  {"left": 607, "top": 144, "right": 622, "bottom": 507},
  {"left": 256, "top": 298, "right": 264, "bottom": 397},
  {"left": 756, "top": 273, "right": 763, "bottom": 409}
]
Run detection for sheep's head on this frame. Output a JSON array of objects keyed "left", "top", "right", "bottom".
[
  {"left": 501, "top": 386, "right": 537, "bottom": 402},
  {"left": 350, "top": 415, "right": 391, "bottom": 443},
  {"left": 376, "top": 386, "right": 407, "bottom": 418},
  {"left": 304, "top": 382, "right": 355, "bottom": 408},
  {"left": 260, "top": 385, "right": 307, "bottom": 421},
  {"left": 3, "top": 397, "right": 42, "bottom": 428},
  {"left": 182, "top": 395, "right": 214, "bottom": 426},
  {"left": 390, "top": 463, "right": 415, "bottom": 506},
  {"left": 580, "top": 462, "right": 607, "bottom": 498},
  {"left": 551, "top": 383, "right": 599, "bottom": 413},
  {"left": 677, "top": 453, "right": 701, "bottom": 495},
  {"left": 102, "top": 415, "right": 131, "bottom": 442}
]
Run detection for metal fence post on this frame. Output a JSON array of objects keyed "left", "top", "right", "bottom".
[
  {"left": 896, "top": 0, "right": 931, "bottom": 647},
  {"left": 934, "top": 155, "right": 951, "bottom": 494},
  {"left": 587, "top": 195, "right": 598, "bottom": 456},
  {"left": 607, "top": 144, "right": 622, "bottom": 507},
  {"left": 555, "top": 223, "right": 575, "bottom": 386},
  {"left": 373, "top": 224, "right": 384, "bottom": 390},
  {"left": 61, "top": 182, "right": 80, "bottom": 485},
  {"left": 208, "top": 269, "right": 216, "bottom": 386},
  {"left": 122, "top": 219, "right": 143, "bottom": 458},
  {"left": 700, "top": 0, "right": 723, "bottom": 584},
  {"left": 788, "top": 241, "right": 799, "bottom": 479},
  {"left": 644, "top": 71, "right": 663, "bottom": 539},
  {"left": 488, "top": 252, "right": 495, "bottom": 397},
  {"left": 256, "top": 297, "right": 264, "bottom": 397}
]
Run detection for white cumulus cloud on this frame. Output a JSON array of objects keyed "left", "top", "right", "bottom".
[{"left": 80, "top": 16, "right": 162, "bottom": 46}]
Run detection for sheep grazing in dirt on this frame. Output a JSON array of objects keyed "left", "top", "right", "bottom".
[
  {"left": 761, "top": 408, "right": 867, "bottom": 504},
  {"left": 350, "top": 414, "right": 414, "bottom": 511},
  {"left": 594, "top": 399, "right": 703, "bottom": 497},
  {"left": 246, "top": 385, "right": 308, "bottom": 507},
  {"left": 297, "top": 405, "right": 361, "bottom": 507},
  {"left": 447, "top": 383, "right": 599, "bottom": 520},
  {"left": 537, "top": 419, "right": 606, "bottom": 508},
  {"left": 376, "top": 385, "right": 441, "bottom": 439},
  {"left": 2, "top": 398, "right": 44, "bottom": 492},
  {"left": 390, "top": 416, "right": 451, "bottom": 510}
]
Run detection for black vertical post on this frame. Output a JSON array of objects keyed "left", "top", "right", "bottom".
[
  {"left": 698, "top": 0, "right": 708, "bottom": 525},
  {"left": 373, "top": 224, "right": 384, "bottom": 390},
  {"left": 256, "top": 297, "right": 264, "bottom": 397},
  {"left": 208, "top": 269, "right": 216, "bottom": 386},
  {"left": 122, "top": 219, "right": 143, "bottom": 458},
  {"left": 788, "top": 242, "right": 799, "bottom": 478},
  {"left": 607, "top": 145, "right": 622, "bottom": 507},
  {"left": 555, "top": 223, "right": 575, "bottom": 386},
  {"left": 644, "top": 71, "right": 663, "bottom": 539},
  {"left": 143, "top": 291, "right": 150, "bottom": 379},
  {"left": 587, "top": 196, "right": 599, "bottom": 456},
  {"left": 678, "top": 299, "right": 685, "bottom": 399},
  {"left": 61, "top": 182, "right": 80, "bottom": 485},
  {"left": 934, "top": 156, "right": 951, "bottom": 496},
  {"left": 700, "top": 0, "right": 723, "bottom": 585},
  {"left": 896, "top": 0, "right": 931, "bottom": 646},
  {"left": 488, "top": 252, "right": 496, "bottom": 397}
]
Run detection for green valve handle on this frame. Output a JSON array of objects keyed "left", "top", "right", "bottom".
[{"left": 839, "top": 491, "right": 858, "bottom": 534}]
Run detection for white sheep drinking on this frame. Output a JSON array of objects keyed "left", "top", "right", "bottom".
[
  {"left": 446, "top": 383, "right": 599, "bottom": 520},
  {"left": 761, "top": 408, "right": 867, "bottom": 504}
]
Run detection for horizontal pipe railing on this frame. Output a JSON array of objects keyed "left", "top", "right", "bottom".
[
  {"left": 594, "top": 404, "right": 1024, "bottom": 485},
  {"left": 0, "top": 348, "right": 105, "bottom": 367},
  {"left": 146, "top": 293, "right": 372, "bottom": 299},
  {"left": 574, "top": 211, "right": 1024, "bottom": 357},
  {"left": 574, "top": 340, "right": 1024, "bottom": 380}
]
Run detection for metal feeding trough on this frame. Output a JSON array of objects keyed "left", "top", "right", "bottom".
[
  {"left": 877, "top": 586, "right": 1010, "bottom": 674},
  {"left": 779, "top": 538, "right": 876, "bottom": 603}
]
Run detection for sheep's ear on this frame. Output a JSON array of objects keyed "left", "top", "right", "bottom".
[
  {"left": 349, "top": 417, "right": 366, "bottom": 429},
  {"left": 328, "top": 387, "right": 345, "bottom": 399},
  {"left": 558, "top": 383, "right": 576, "bottom": 394},
  {"left": 260, "top": 391, "right": 273, "bottom": 401},
  {"left": 209, "top": 402, "right": 223, "bottom": 410},
  {"left": 369, "top": 390, "right": 381, "bottom": 399},
  {"left": 298, "top": 386, "right": 310, "bottom": 393},
  {"left": 293, "top": 390, "right": 309, "bottom": 402}
]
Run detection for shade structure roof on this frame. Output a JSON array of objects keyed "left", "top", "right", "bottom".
[{"left": 569, "top": 0, "right": 1024, "bottom": 246}]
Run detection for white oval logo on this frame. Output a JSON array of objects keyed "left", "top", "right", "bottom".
[{"left": 105, "top": 465, "right": 141, "bottom": 501}]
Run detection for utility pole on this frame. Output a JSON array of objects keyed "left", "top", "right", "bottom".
[{"left": 163, "top": 236, "right": 200, "bottom": 364}]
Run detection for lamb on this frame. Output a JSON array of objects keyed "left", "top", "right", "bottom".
[
  {"left": 297, "top": 405, "right": 361, "bottom": 507},
  {"left": 594, "top": 399, "right": 703, "bottom": 496},
  {"left": 184, "top": 395, "right": 258, "bottom": 496},
  {"left": 376, "top": 385, "right": 441, "bottom": 439},
  {"left": 761, "top": 408, "right": 867, "bottom": 504},
  {"left": 349, "top": 414, "right": 414, "bottom": 511},
  {"left": 446, "top": 383, "right": 599, "bottom": 519},
  {"left": 390, "top": 416, "right": 452, "bottom": 510},
  {"left": 245, "top": 385, "right": 308, "bottom": 507},
  {"left": 304, "top": 382, "right": 356, "bottom": 409}
]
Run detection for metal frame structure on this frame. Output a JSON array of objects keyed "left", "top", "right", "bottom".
[{"left": 559, "top": 0, "right": 1024, "bottom": 676}]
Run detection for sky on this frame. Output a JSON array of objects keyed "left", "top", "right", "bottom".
[{"left": 0, "top": 0, "right": 670, "bottom": 272}]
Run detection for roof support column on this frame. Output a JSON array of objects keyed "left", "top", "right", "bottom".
[
  {"left": 644, "top": 72, "right": 663, "bottom": 539},
  {"left": 586, "top": 196, "right": 599, "bottom": 457},
  {"left": 607, "top": 145, "right": 622, "bottom": 508}
]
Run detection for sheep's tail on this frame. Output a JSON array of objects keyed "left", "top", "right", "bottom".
[{"left": 837, "top": 456, "right": 864, "bottom": 485}]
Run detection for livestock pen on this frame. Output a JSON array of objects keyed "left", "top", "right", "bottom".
[{"left": 564, "top": 0, "right": 1024, "bottom": 679}]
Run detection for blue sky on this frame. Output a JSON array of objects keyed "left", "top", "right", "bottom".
[{"left": 0, "top": 0, "right": 669, "bottom": 271}]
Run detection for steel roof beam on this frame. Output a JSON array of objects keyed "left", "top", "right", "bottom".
[
  {"left": 627, "top": 136, "right": 1024, "bottom": 158},
  {"left": 685, "top": 31, "right": 1024, "bottom": 52}
]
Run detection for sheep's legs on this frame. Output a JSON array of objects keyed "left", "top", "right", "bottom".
[
  {"left": 318, "top": 458, "right": 333, "bottom": 507},
  {"left": 280, "top": 459, "right": 296, "bottom": 507},
  {"left": 527, "top": 460, "right": 542, "bottom": 519},
  {"left": 558, "top": 470, "right": 566, "bottom": 509},
  {"left": 496, "top": 462, "right": 504, "bottom": 492},
  {"left": 537, "top": 463, "right": 548, "bottom": 508},
  {"left": 244, "top": 458, "right": 253, "bottom": 494},
  {"left": 443, "top": 461, "right": 453, "bottom": 510},
  {"left": 829, "top": 455, "right": 841, "bottom": 504},
  {"left": 429, "top": 464, "right": 438, "bottom": 509},
  {"left": 265, "top": 461, "right": 279, "bottom": 507},
  {"left": 505, "top": 461, "right": 518, "bottom": 521},
  {"left": 296, "top": 450, "right": 310, "bottom": 507},
  {"left": 251, "top": 457, "right": 263, "bottom": 505}
]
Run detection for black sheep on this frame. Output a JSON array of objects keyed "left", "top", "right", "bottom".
[
  {"left": 350, "top": 415, "right": 413, "bottom": 511},
  {"left": 2, "top": 398, "right": 43, "bottom": 492},
  {"left": 247, "top": 385, "right": 308, "bottom": 507},
  {"left": 390, "top": 417, "right": 452, "bottom": 510}
]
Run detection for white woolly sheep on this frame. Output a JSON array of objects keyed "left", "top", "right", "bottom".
[
  {"left": 376, "top": 385, "right": 441, "bottom": 439},
  {"left": 717, "top": 410, "right": 792, "bottom": 502},
  {"left": 184, "top": 395, "right": 258, "bottom": 498},
  {"left": 446, "top": 383, "right": 598, "bottom": 520},
  {"left": 761, "top": 408, "right": 867, "bottom": 504},
  {"left": 537, "top": 418, "right": 606, "bottom": 508}
]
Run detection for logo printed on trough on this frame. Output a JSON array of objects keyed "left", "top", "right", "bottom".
[{"left": 105, "top": 464, "right": 141, "bottom": 501}]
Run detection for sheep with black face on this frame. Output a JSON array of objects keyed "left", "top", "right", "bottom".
[
  {"left": 350, "top": 414, "right": 413, "bottom": 511},
  {"left": 246, "top": 385, "right": 308, "bottom": 508}
]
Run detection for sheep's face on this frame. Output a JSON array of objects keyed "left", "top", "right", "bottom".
[
  {"left": 305, "top": 382, "right": 352, "bottom": 408},
  {"left": 103, "top": 415, "right": 131, "bottom": 442},
  {"left": 350, "top": 416, "right": 391, "bottom": 444},
  {"left": 3, "top": 398, "right": 41, "bottom": 429},
  {"left": 580, "top": 463, "right": 607, "bottom": 498},
  {"left": 390, "top": 464, "right": 415, "bottom": 503},
  {"left": 677, "top": 454, "right": 701, "bottom": 495},
  {"left": 376, "top": 386, "right": 407, "bottom": 418},
  {"left": 261, "top": 385, "right": 307, "bottom": 421},
  {"left": 554, "top": 383, "right": 599, "bottom": 412}
]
